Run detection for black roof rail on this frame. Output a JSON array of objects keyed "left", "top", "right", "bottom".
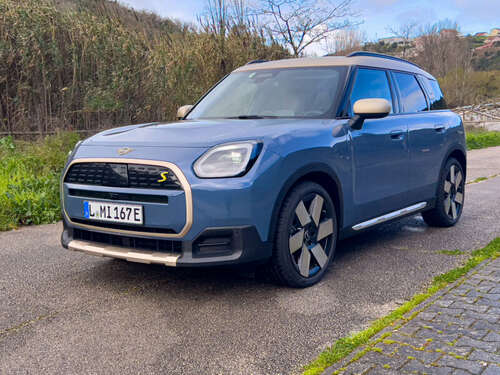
[
  {"left": 246, "top": 59, "right": 268, "bottom": 65},
  {"left": 347, "top": 51, "right": 422, "bottom": 69}
]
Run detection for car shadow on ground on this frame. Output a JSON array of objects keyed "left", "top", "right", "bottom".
[{"left": 80, "top": 214, "right": 429, "bottom": 295}]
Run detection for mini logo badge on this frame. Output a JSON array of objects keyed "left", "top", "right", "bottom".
[{"left": 117, "top": 147, "right": 134, "bottom": 156}]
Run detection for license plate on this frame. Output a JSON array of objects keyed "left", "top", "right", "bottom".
[{"left": 83, "top": 201, "right": 143, "bottom": 225}]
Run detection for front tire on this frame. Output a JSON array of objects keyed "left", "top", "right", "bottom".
[
  {"left": 271, "top": 182, "right": 337, "bottom": 288},
  {"left": 422, "top": 157, "right": 465, "bottom": 227}
]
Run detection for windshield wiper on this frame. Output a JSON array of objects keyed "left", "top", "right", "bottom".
[{"left": 226, "top": 115, "right": 280, "bottom": 119}]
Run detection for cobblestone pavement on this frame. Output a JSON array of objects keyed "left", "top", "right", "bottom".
[{"left": 325, "top": 257, "right": 500, "bottom": 375}]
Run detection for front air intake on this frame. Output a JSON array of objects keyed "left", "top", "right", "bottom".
[{"left": 64, "top": 162, "right": 182, "bottom": 190}]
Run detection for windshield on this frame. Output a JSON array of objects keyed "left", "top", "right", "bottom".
[{"left": 186, "top": 67, "right": 347, "bottom": 120}]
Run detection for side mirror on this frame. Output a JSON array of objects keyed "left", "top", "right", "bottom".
[
  {"left": 177, "top": 105, "right": 193, "bottom": 120},
  {"left": 350, "top": 98, "right": 391, "bottom": 130}
]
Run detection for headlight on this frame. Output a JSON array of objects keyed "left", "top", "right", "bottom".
[{"left": 193, "top": 142, "right": 262, "bottom": 178}]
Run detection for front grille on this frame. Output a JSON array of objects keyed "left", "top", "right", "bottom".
[
  {"left": 73, "top": 228, "right": 182, "bottom": 253},
  {"left": 65, "top": 162, "right": 181, "bottom": 190}
]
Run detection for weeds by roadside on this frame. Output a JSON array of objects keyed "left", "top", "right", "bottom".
[
  {"left": 0, "top": 133, "right": 79, "bottom": 230},
  {"left": 466, "top": 130, "right": 500, "bottom": 150}
]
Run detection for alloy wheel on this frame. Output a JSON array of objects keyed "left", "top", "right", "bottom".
[
  {"left": 443, "top": 164, "right": 464, "bottom": 220},
  {"left": 288, "top": 193, "right": 335, "bottom": 278}
]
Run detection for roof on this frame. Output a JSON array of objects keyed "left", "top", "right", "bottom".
[{"left": 234, "top": 55, "right": 435, "bottom": 79}]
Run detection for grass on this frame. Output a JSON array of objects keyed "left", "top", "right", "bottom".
[
  {"left": 0, "top": 133, "right": 80, "bottom": 231},
  {"left": 438, "top": 249, "right": 463, "bottom": 256},
  {"left": 302, "top": 237, "right": 500, "bottom": 375},
  {"left": 470, "top": 176, "right": 489, "bottom": 183},
  {"left": 466, "top": 130, "right": 500, "bottom": 150}
]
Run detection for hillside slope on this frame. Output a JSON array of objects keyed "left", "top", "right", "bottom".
[{"left": 0, "top": 0, "right": 288, "bottom": 136}]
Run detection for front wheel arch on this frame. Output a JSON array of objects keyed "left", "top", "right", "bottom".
[{"left": 268, "top": 164, "right": 343, "bottom": 244}]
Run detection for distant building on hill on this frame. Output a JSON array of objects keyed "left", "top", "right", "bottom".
[
  {"left": 378, "top": 37, "right": 405, "bottom": 45},
  {"left": 491, "top": 28, "right": 500, "bottom": 37},
  {"left": 440, "top": 29, "right": 459, "bottom": 38},
  {"left": 476, "top": 36, "right": 500, "bottom": 50},
  {"left": 474, "top": 32, "right": 488, "bottom": 37}
]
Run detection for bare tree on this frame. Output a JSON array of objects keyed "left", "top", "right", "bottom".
[
  {"left": 198, "top": 0, "right": 229, "bottom": 36},
  {"left": 387, "top": 21, "right": 418, "bottom": 59},
  {"left": 254, "top": 0, "right": 358, "bottom": 57},
  {"left": 199, "top": 0, "right": 262, "bottom": 37},
  {"left": 323, "top": 27, "right": 366, "bottom": 55},
  {"left": 413, "top": 22, "right": 473, "bottom": 106},
  {"left": 413, "top": 21, "right": 471, "bottom": 78}
]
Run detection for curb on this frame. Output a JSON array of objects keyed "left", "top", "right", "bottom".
[{"left": 321, "top": 257, "right": 495, "bottom": 375}]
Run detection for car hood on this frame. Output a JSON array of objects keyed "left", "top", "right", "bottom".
[{"left": 83, "top": 118, "right": 334, "bottom": 148}]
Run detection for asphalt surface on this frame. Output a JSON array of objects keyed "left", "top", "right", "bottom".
[{"left": 1, "top": 149, "right": 500, "bottom": 375}]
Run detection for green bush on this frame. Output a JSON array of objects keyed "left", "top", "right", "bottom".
[
  {"left": 466, "top": 131, "right": 500, "bottom": 150},
  {"left": 0, "top": 132, "right": 80, "bottom": 230}
]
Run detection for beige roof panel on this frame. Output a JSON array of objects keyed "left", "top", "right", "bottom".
[{"left": 235, "top": 55, "right": 434, "bottom": 79}]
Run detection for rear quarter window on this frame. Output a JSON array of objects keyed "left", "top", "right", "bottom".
[
  {"left": 393, "top": 72, "right": 428, "bottom": 113},
  {"left": 424, "top": 78, "right": 447, "bottom": 110}
]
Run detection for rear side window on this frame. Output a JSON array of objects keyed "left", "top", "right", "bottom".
[
  {"left": 425, "top": 78, "right": 447, "bottom": 110},
  {"left": 349, "top": 68, "right": 393, "bottom": 114},
  {"left": 393, "top": 72, "right": 428, "bottom": 113}
]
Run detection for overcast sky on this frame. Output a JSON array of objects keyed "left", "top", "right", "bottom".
[{"left": 119, "top": 0, "right": 499, "bottom": 53}]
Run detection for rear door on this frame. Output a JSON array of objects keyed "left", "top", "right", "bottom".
[
  {"left": 347, "top": 67, "right": 409, "bottom": 223},
  {"left": 392, "top": 72, "right": 446, "bottom": 203}
]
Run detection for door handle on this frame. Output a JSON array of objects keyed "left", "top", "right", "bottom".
[
  {"left": 390, "top": 130, "right": 404, "bottom": 140},
  {"left": 434, "top": 124, "right": 445, "bottom": 132}
]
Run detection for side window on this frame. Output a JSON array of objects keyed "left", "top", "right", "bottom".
[
  {"left": 393, "top": 72, "right": 428, "bottom": 113},
  {"left": 349, "top": 68, "right": 393, "bottom": 114},
  {"left": 427, "top": 78, "right": 447, "bottom": 110}
]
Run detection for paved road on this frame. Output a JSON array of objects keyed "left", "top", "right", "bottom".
[
  {"left": 326, "top": 256, "right": 500, "bottom": 375},
  {"left": 466, "top": 145, "right": 500, "bottom": 183},
  {"left": 1, "top": 149, "right": 500, "bottom": 375}
]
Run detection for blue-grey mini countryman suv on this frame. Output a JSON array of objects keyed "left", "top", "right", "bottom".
[{"left": 61, "top": 52, "right": 466, "bottom": 287}]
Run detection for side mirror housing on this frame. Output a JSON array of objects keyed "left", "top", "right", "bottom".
[
  {"left": 177, "top": 105, "right": 193, "bottom": 120},
  {"left": 349, "top": 98, "right": 391, "bottom": 130}
]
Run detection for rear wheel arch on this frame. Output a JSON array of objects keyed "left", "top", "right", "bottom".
[
  {"left": 440, "top": 145, "right": 466, "bottom": 179},
  {"left": 448, "top": 148, "right": 466, "bottom": 178},
  {"left": 269, "top": 164, "right": 343, "bottom": 243},
  {"left": 430, "top": 146, "right": 466, "bottom": 201}
]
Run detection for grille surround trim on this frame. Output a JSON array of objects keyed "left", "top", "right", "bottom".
[{"left": 61, "top": 158, "right": 193, "bottom": 239}]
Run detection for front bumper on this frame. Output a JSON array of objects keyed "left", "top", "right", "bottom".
[
  {"left": 61, "top": 148, "right": 282, "bottom": 266},
  {"left": 61, "top": 219, "right": 272, "bottom": 267}
]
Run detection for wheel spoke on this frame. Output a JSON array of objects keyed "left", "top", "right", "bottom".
[
  {"left": 298, "top": 245, "right": 311, "bottom": 277},
  {"left": 317, "top": 218, "right": 334, "bottom": 241},
  {"left": 295, "top": 200, "right": 311, "bottom": 227},
  {"left": 289, "top": 229, "right": 304, "bottom": 254},
  {"left": 444, "top": 196, "right": 451, "bottom": 215},
  {"left": 451, "top": 201, "right": 457, "bottom": 219},
  {"left": 310, "top": 243, "right": 328, "bottom": 269},
  {"left": 309, "top": 194, "right": 324, "bottom": 227},
  {"left": 455, "top": 192, "right": 464, "bottom": 205},
  {"left": 444, "top": 180, "right": 452, "bottom": 194},
  {"left": 455, "top": 171, "right": 463, "bottom": 188},
  {"left": 450, "top": 165, "right": 456, "bottom": 184}
]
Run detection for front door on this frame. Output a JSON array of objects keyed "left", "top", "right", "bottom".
[{"left": 347, "top": 67, "right": 410, "bottom": 223}]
